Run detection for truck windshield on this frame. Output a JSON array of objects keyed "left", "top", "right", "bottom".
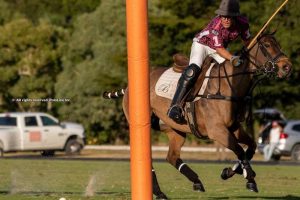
[
  {"left": 41, "top": 116, "right": 59, "bottom": 126},
  {"left": 0, "top": 117, "right": 17, "bottom": 126}
]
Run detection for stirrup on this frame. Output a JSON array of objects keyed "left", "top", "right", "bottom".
[{"left": 167, "top": 105, "right": 186, "bottom": 124}]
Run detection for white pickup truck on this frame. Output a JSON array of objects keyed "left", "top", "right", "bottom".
[{"left": 0, "top": 112, "right": 86, "bottom": 157}]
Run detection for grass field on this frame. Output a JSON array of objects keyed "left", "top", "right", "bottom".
[{"left": 0, "top": 158, "right": 299, "bottom": 200}]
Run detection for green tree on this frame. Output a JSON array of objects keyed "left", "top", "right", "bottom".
[
  {"left": 0, "top": 18, "right": 68, "bottom": 112},
  {"left": 0, "top": 0, "right": 22, "bottom": 25},
  {"left": 4, "top": 0, "right": 101, "bottom": 26},
  {"left": 55, "top": 0, "right": 128, "bottom": 144}
]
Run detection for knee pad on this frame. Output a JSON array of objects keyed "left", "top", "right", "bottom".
[
  {"left": 179, "top": 64, "right": 201, "bottom": 88},
  {"left": 183, "top": 64, "right": 201, "bottom": 79}
]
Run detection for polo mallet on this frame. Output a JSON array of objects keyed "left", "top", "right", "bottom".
[{"left": 247, "top": 0, "right": 289, "bottom": 50}]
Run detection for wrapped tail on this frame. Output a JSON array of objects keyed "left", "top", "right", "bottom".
[{"left": 103, "top": 89, "right": 125, "bottom": 99}]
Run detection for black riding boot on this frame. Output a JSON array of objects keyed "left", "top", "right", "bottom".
[{"left": 167, "top": 64, "right": 201, "bottom": 124}]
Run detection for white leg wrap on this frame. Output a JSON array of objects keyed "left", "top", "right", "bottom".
[
  {"left": 232, "top": 163, "right": 240, "bottom": 171},
  {"left": 243, "top": 169, "right": 248, "bottom": 179},
  {"left": 178, "top": 163, "right": 186, "bottom": 172}
]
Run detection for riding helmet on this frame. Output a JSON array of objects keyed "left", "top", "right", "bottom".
[{"left": 215, "top": 0, "right": 240, "bottom": 17}]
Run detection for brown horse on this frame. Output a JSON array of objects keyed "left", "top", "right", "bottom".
[{"left": 104, "top": 33, "right": 292, "bottom": 199}]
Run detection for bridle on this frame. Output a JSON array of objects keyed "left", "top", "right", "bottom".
[{"left": 242, "top": 34, "right": 286, "bottom": 78}]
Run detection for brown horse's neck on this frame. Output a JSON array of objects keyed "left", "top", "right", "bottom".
[{"left": 247, "top": 42, "right": 264, "bottom": 71}]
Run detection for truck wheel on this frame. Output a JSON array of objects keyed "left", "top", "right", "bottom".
[
  {"left": 291, "top": 144, "right": 300, "bottom": 161},
  {"left": 41, "top": 150, "right": 55, "bottom": 157},
  {"left": 65, "top": 139, "right": 82, "bottom": 155}
]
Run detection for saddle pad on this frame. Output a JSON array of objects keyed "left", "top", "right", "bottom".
[
  {"left": 155, "top": 68, "right": 181, "bottom": 99},
  {"left": 155, "top": 63, "right": 215, "bottom": 101}
]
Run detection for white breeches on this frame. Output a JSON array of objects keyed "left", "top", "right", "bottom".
[{"left": 189, "top": 38, "right": 226, "bottom": 68}]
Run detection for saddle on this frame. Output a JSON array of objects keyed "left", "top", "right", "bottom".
[
  {"left": 172, "top": 53, "right": 215, "bottom": 101},
  {"left": 172, "top": 53, "right": 189, "bottom": 72}
]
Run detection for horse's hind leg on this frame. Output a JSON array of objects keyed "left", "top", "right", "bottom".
[
  {"left": 165, "top": 129, "right": 205, "bottom": 192},
  {"left": 152, "top": 166, "right": 168, "bottom": 199}
]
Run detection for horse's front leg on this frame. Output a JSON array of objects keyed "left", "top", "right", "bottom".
[
  {"left": 221, "top": 124, "right": 257, "bottom": 180},
  {"left": 222, "top": 160, "right": 258, "bottom": 192},
  {"left": 207, "top": 124, "right": 258, "bottom": 192},
  {"left": 166, "top": 129, "right": 205, "bottom": 192},
  {"left": 234, "top": 125, "right": 258, "bottom": 192},
  {"left": 233, "top": 124, "right": 257, "bottom": 160}
]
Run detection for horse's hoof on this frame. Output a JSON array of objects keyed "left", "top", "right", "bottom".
[
  {"left": 221, "top": 167, "right": 234, "bottom": 180},
  {"left": 156, "top": 192, "right": 168, "bottom": 199},
  {"left": 221, "top": 167, "right": 230, "bottom": 180},
  {"left": 193, "top": 182, "right": 205, "bottom": 192},
  {"left": 246, "top": 180, "right": 259, "bottom": 193}
]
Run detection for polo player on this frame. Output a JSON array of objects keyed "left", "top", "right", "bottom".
[{"left": 167, "top": 0, "right": 251, "bottom": 124}]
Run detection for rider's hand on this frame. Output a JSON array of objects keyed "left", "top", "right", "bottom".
[{"left": 230, "top": 56, "right": 243, "bottom": 67}]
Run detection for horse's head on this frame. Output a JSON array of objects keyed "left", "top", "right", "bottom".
[{"left": 249, "top": 33, "right": 292, "bottom": 78}]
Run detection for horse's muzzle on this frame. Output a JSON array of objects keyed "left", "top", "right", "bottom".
[
  {"left": 277, "top": 58, "right": 292, "bottom": 78},
  {"left": 279, "top": 63, "right": 292, "bottom": 78}
]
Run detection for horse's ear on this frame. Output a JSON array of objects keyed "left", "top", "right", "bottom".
[{"left": 259, "top": 28, "right": 277, "bottom": 39}]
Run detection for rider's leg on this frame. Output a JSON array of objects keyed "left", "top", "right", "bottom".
[
  {"left": 167, "top": 64, "right": 201, "bottom": 124},
  {"left": 167, "top": 41, "right": 206, "bottom": 124}
]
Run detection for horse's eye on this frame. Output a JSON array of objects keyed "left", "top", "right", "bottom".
[{"left": 264, "top": 43, "right": 271, "bottom": 48}]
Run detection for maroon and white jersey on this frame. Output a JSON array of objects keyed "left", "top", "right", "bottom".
[{"left": 195, "top": 16, "right": 251, "bottom": 49}]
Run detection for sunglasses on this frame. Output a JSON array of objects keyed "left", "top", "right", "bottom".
[{"left": 221, "top": 16, "right": 233, "bottom": 19}]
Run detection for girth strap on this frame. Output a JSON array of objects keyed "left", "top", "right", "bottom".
[{"left": 185, "top": 102, "right": 208, "bottom": 140}]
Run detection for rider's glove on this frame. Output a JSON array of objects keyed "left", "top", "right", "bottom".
[{"left": 230, "top": 56, "right": 243, "bottom": 67}]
